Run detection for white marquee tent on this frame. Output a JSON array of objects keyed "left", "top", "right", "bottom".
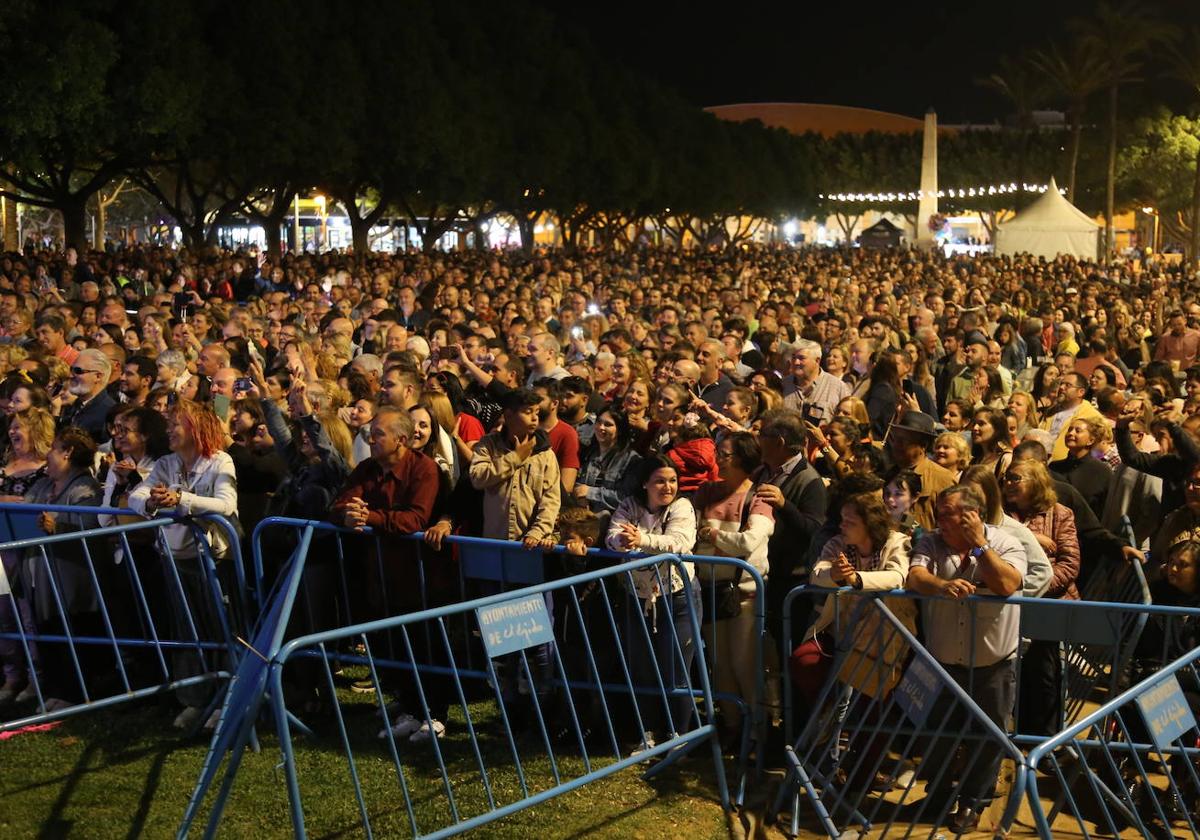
[{"left": 993, "top": 177, "right": 1100, "bottom": 259}]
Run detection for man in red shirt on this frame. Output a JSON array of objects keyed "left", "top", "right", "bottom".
[
  {"left": 531, "top": 379, "right": 579, "bottom": 495},
  {"left": 333, "top": 406, "right": 443, "bottom": 739},
  {"left": 334, "top": 406, "right": 440, "bottom": 624},
  {"left": 34, "top": 313, "right": 79, "bottom": 366}
]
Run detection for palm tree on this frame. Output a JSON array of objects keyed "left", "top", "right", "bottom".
[
  {"left": 1029, "top": 42, "right": 1106, "bottom": 204},
  {"left": 1070, "top": 1, "right": 1171, "bottom": 260},
  {"left": 977, "top": 55, "right": 1049, "bottom": 211},
  {"left": 1167, "top": 28, "right": 1200, "bottom": 268}
]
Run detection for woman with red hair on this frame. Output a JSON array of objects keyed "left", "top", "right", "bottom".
[{"left": 129, "top": 398, "right": 238, "bottom": 731}]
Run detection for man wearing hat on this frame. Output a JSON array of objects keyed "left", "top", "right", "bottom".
[
  {"left": 945, "top": 330, "right": 990, "bottom": 405},
  {"left": 887, "top": 410, "right": 957, "bottom": 531}
]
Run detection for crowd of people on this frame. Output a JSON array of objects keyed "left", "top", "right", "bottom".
[{"left": 0, "top": 241, "right": 1198, "bottom": 829}]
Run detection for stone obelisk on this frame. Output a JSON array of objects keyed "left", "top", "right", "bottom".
[{"left": 916, "top": 108, "right": 938, "bottom": 251}]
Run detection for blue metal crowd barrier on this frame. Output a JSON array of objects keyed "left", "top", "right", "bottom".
[
  {"left": 775, "top": 579, "right": 1200, "bottom": 838},
  {"left": 780, "top": 561, "right": 1153, "bottom": 751},
  {"left": 1023, "top": 639, "right": 1200, "bottom": 838},
  {"left": 181, "top": 547, "right": 729, "bottom": 838},
  {"left": 245, "top": 516, "right": 770, "bottom": 800},
  {"left": 770, "top": 595, "right": 1029, "bottom": 837},
  {"left": 0, "top": 502, "right": 247, "bottom": 733}
]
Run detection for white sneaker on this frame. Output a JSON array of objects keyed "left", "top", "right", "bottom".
[
  {"left": 203, "top": 708, "right": 221, "bottom": 732},
  {"left": 377, "top": 712, "right": 421, "bottom": 740},
  {"left": 173, "top": 705, "right": 204, "bottom": 730},
  {"left": 630, "top": 731, "right": 657, "bottom": 759},
  {"left": 14, "top": 682, "right": 40, "bottom": 704},
  {"left": 409, "top": 719, "right": 446, "bottom": 743},
  {"left": 41, "top": 697, "right": 73, "bottom": 713}
]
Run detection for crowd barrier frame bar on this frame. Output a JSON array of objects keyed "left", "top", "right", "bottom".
[
  {"left": 247, "top": 516, "right": 770, "bottom": 802},
  {"left": 0, "top": 503, "right": 247, "bottom": 733}
]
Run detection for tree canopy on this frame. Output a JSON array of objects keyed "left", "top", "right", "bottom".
[{"left": 0, "top": 0, "right": 1196, "bottom": 256}]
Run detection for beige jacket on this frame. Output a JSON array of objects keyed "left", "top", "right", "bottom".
[
  {"left": 806, "top": 530, "right": 912, "bottom": 640},
  {"left": 469, "top": 431, "right": 561, "bottom": 542}
]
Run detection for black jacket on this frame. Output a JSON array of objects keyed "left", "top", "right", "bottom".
[
  {"left": 1115, "top": 422, "right": 1200, "bottom": 516},
  {"left": 58, "top": 389, "right": 116, "bottom": 443},
  {"left": 1049, "top": 454, "right": 1113, "bottom": 522},
  {"left": 759, "top": 457, "right": 827, "bottom": 646}
]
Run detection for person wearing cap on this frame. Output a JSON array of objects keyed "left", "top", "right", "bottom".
[
  {"left": 945, "top": 331, "right": 990, "bottom": 405},
  {"left": 886, "top": 410, "right": 957, "bottom": 531}
]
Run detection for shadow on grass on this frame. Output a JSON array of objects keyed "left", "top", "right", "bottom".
[{"left": 37, "top": 741, "right": 99, "bottom": 840}]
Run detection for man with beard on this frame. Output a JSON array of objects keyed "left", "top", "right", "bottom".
[
  {"left": 58, "top": 348, "right": 117, "bottom": 443},
  {"left": 120, "top": 355, "right": 157, "bottom": 407}
]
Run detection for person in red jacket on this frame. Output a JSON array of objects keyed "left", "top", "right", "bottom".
[
  {"left": 333, "top": 406, "right": 441, "bottom": 740},
  {"left": 664, "top": 410, "right": 719, "bottom": 496}
]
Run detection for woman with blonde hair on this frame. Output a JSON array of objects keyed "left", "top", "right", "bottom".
[
  {"left": 1048, "top": 415, "right": 1113, "bottom": 517},
  {"left": 0, "top": 407, "right": 56, "bottom": 701},
  {"left": 1007, "top": 391, "right": 1040, "bottom": 439},
  {"left": 0, "top": 407, "right": 54, "bottom": 499},
  {"left": 835, "top": 396, "right": 870, "bottom": 432},
  {"left": 1002, "top": 458, "right": 1080, "bottom": 736},
  {"left": 932, "top": 431, "right": 970, "bottom": 478},
  {"left": 0, "top": 344, "right": 28, "bottom": 378}
]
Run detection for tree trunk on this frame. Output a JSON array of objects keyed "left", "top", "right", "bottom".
[
  {"left": 1, "top": 195, "right": 17, "bottom": 251},
  {"left": 1105, "top": 84, "right": 1118, "bottom": 260},
  {"left": 180, "top": 220, "right": 207, "bottom": 249},
  {"left": 264, "top": 219, "right": 284, "bottom": 255},
  {"left": 978, "top": 211, "right": 995, "bottom": 242},
  {"left": 60, "top": 197, "right": 88, "bottom": 252},
  {"left": 349, "top": 215, "right": 370, "bottom": 255},
  {"left": 93, "top": 200, "right": 107, "bottom": 250},
  {"left": 1191, "top": 141, "right": 1200, "bottom": 269},
  {"left": 834, "top": 212, "right": 859, "bottom": 243},
  {"left": 515, "top": 212, "right": 536, "bottom": 253}
]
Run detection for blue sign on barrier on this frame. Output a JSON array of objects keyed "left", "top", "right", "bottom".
[
  {"left": 895, "top": 656, "right": 942, "bottom": 725},
  {"left": 1135, "top": 673, "right": 1198, "bottom": 750},
  {"left": 476, "top": 593, "right": 554, "bottom": 657}
]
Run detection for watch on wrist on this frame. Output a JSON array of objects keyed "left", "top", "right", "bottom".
[{"left": 968, "top": 544, "right": 989, "bottom": 560}]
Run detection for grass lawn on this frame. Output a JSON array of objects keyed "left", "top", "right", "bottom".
[{"left": 0, "top": 688, "right": 734, "bottom": 840}]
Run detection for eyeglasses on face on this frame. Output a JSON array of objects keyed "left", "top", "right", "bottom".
[
  {"left": 71, "top": 366, "right": 101, "bottom": 376},
  {"left": 1001, "top": 472, "right": 1025, "bottom": 485}
]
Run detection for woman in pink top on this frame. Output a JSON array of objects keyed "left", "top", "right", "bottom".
[{"left": 693, "top": 431, "right": 777, "bottom": 743}]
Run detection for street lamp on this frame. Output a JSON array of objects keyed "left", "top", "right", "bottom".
[{"left": 1141, "top": 206, "right": 1159, "bottom": 254}]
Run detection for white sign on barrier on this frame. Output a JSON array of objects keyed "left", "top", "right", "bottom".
[
  {"left": 476, "top": 593, "right": 554, "bottom": 658},
  {"left": 1135, "top": 673, "right": 1198, "bottom": 751}
]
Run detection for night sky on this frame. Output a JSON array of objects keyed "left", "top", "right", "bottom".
[{"left": 552, "top": 1, "right": 1200, "bottom": 123}]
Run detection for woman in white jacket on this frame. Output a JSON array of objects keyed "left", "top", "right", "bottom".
[
  {"left": 606, "top": 455, "right": 699, "bottom": 749},
  {"left": 692, "top": 431, "right": 776, "bottom": 744},
  {"left": 128, "top": 398, "right": 238, "bottom": 731},
  {"left": 791, "top": 491, "right": 916, "bottom": 792}
]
